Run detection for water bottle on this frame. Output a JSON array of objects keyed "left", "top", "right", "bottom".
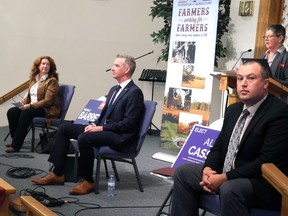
[{"left": 107, "top": 174, "right": 116, "bottom": 197}]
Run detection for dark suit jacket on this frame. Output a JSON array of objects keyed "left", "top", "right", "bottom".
[
  {"left": 95, "top": 80, "right": 144, "bottom": 149},
  {"left": 204, "top": 94, "right": 288, "bottom": 206},
  {"left": 260, "top": 50, "right": 288, "bottom": 86}
]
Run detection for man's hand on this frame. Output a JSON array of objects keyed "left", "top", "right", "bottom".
[
  {"left": 84, "top": 124, "right": 103, "bottom": 132},
  {"left": 199, "top": 167, "right": 227, "bottom": 194},
  {"left": 205, "top": 173, "right": 227, "bottom": 192},
  {"left": 199, "top": 167, "right": 217, "bottom": 193}
]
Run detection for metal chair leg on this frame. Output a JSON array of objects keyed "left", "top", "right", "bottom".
[
  {"left": 103, "top": 159, "right": 109, "bottom": 178},
  {"left": 111, "top": 160, "right": 120, "bottom": 181},
  {"left": 132, "top": 158, "right": 143, "bottom": 192},
  {"left": 4, "top": 132, "right": 10, "bottom": 141},
  {"left": 73, "top": 151, "right": 79, "bottom": 183},
  {"left": 95, "top": 155, "right": 101, "bottom": 194},
  {"left": 31, "top": 125, "right": 36, "bottom": 152},
  {"left": 156, "top": 188, "right": 173, "bottom": 216}
]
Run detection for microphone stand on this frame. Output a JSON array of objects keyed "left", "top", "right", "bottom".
[
  {"left": 231, "top": 49, "right": 252, "bottom": 70},
  {"left": 106, "top": 50, "right": 154, "bottom": 72}
]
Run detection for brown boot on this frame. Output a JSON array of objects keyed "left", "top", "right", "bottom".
[
  {"left": 5, "top": 147, "right": 19, "bottom": 153},
  {"left": 32, "top": 172, "right": 64, "bottom": 185},
  {"left": 69, "top": 179, "right": 95, "bottom": 195}
]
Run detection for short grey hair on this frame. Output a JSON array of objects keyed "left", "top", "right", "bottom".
[{"left": 116, "top": 54, "right": 136, "bottom": 75}]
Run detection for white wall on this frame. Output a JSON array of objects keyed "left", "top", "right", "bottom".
[
  {"left": 0, "top": 0, "right": 261, "bottom": 129},
  {"left": 0, "top": 0, "right": 166, "bottom": 127}
]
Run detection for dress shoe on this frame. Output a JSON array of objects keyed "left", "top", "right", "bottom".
[
  {"left": 69, "top": 179, "right": 95, "bottom": 195},
  {"left": 32, "top": 172, "right": 64, "bottom": 185},
  {"left": 5, "top": 144, "right": 12, "bottom": 148},
  {"left": 5, "top": 147, "right": 19, "bottom": 153}
]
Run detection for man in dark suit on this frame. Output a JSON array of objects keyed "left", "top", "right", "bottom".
[
  {"left": 171, "top": 60, "right": 288, "bottom": 215},
  {"left": 32, "top": 54, "right": 144, "bottom": 195}
]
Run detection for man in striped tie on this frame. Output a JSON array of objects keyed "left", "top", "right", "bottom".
[{"left": 171, "top": 59, "right": 288, "bottom": 216}]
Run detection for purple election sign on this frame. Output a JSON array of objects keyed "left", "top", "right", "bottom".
[
  {"left": 74, "top": 99, "right": 105, "bottom": 125},
  {"left": 172, "top": 124, "right": 220, "bottom": 169}
]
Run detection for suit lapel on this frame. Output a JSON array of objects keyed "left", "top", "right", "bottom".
[
  {"left": 112, "top": 81, "right": 132, "bottom": 106},
  {"left": 105, "top": 81, "right": 134, "bottom": 117},
  {"left": 239, "top": 95, "right": 272, "bottom": 147}
]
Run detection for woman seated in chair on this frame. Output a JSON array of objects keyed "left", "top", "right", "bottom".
[{"left": 5, "top": 56, "right": 61, "bottom": 153}]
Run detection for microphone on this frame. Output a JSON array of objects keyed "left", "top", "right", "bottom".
[{"left": 232, "top": 49, "right": 252, "bottom": 70}]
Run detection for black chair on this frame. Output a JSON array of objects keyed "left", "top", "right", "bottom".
[
  {"left": 73, "top": 100, "right": 157, "bottom": 193},
  {"left": 93, "top": 100, "right": 157, "bottom": 193}
]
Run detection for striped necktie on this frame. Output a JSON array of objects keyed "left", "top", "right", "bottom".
[
  {"left": 108, "top": 85, "right": 121, "bottom": 105},
  {"left": 223, "top": 109, "right": 250, "bottom": 172},
  {"left": 100, "top": 85, "right": 121, "bottom": 125}
]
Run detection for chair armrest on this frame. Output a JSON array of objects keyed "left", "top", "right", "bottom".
[
  {"left": 20, "top": 196, "right": 58, "bottom": 216},
  {"left": 262, "top": 163, "right": 288, "bottom": 197},
  {"left": 0, "top": 178, "right": 16, "bottom": 195},
  {"left": 262, "top": 163, "right": 288, "bottom": 216},
  {"left": 0, "top": 178, "right": 16, "bottom": 216}
]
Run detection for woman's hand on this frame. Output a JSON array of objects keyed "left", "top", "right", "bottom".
[{"left": 20, "top": 103, "right": 29, "bottom": 110}]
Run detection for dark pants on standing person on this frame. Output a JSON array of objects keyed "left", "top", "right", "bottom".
[
  {"left": 7, "top": 106, "right": 46, "bottom": 150},
  {"left": 48, "top": 122, "right": 128, "bottom": 182},
  {"left": 170, "top": 163, "right": 275, "bottom": 216}
]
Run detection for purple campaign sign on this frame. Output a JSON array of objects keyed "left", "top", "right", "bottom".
[
  {"left": 74, "top": 99, "right": 105, "bottom": 125},
  {"left": 172, "top": 124, "right": 220, "bottom": 169}
]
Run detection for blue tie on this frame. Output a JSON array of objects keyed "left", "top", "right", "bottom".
[
  {"left": 223, "top": 109, "right": 250, "bottom": 172},
  {"left": 108, "top": 85, "right": 121, "bottom": 105},
  {"left": 100, "top": 85, "right": 121, "bottom": 125}
]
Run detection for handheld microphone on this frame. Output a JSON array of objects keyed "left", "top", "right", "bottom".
[{"left": 232, "top": 49, "right": 252, "bottom": 70}]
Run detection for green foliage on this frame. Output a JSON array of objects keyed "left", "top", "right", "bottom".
[
  {"left": 150, "top": 0, "right": 173, "bottom": 63},
  {"left": 150, "top": 0, "right": 231, "bottom": 67}
]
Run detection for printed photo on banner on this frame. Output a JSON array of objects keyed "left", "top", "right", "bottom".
[
  {"left": 172, "top": 41, "right": 196, "bottom": 64},
  {"left": 161, "top": 87, "right": 211, "bottom": 152},
  {"left": 182, "top": 64, "right": 205, "bottom": 89},
  {"left": 167, "top": 88, "right": 192, "bottom": 111},
  {"left": 177, "top": 112, "right": 202, "bottom": 136}
]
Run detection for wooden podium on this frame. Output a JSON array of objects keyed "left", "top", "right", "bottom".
[{"left": 211, "top": 71, "right": 288, "bottom": 105}]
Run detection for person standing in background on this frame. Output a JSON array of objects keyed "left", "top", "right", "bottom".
[
  {"left": 260, "top": 24, "right": 288, "bottom": 86},
  {"left": 5, "top": 56, "right": 61, "bottom": 153}
]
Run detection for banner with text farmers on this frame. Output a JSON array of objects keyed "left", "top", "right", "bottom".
[{"left": 160, "top": 0, "right": 219, "bottom": 152}]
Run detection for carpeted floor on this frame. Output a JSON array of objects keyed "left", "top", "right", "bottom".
[{"left": 0, "top": 126, "right": 213, "bottom": 216}]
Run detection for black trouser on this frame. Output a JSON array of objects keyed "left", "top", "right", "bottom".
[
  {"left": 7, "top": 106, "right": 46, "bottom": 150},
  {"left": 48, "top": 122, "right": 125, "bottom": 182},
  {"left": 171, "top": 163, "right": 267, "bottom": 216}
]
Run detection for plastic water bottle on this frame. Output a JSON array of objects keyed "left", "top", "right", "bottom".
[{"left": 107, "top": 174, "right": 116, "bottom": 197}]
